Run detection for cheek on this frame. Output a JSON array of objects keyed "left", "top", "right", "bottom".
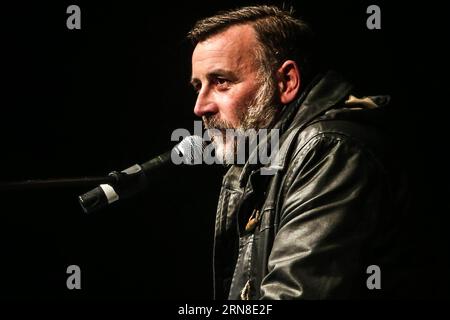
[
  {"left": 216, "top": 96, "right": 243, "bottom": 123},
  {"left": 216, "top": 85, "right": 258, "bottom": 123}
]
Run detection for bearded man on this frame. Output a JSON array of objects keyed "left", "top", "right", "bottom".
[{"left": 189, "top": 5, "right": 408, "bottom": 299}]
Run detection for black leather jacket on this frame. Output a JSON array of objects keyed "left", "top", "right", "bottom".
[{"left": 213, "top": 71, "right": 409, "bottom": 299}]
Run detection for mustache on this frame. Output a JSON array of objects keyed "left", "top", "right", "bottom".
[
  {"left": 202, "top": 115, "right": 237, "bottom": 145},
  {"left": 202, "top": 115, "right": 234, "bottom": 130}
]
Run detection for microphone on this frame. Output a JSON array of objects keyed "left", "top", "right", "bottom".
[{"left": 78, "top": 135, "right": 205, "bottom": 214}]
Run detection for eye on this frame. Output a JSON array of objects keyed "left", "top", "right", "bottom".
[
  {"left": 192, "top": 83, "right": 201, "bottom": 94},
  {"left": 213, "top": 77, "right": 230, "bottom": 90}
]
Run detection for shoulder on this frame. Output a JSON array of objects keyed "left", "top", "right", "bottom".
[{"left": 280, "top": 116, "right": 390, "bottom": 189}]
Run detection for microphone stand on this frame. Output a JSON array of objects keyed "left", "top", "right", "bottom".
[
  {"left": 0, "top": 176, "right": 115, "bottom": 191},
  {"left": 0, "top": 144, "right": 190, "bottom": 214},
  {"left": 0, "top": 167, "right": 147, "bottom": 214}
]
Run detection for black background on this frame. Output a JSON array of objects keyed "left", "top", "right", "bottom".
[{"left": 1, "top": 0, "right": 449, "bottom": 301}]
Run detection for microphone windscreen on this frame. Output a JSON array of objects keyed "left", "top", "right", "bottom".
[{"left": 175, "top": 135, "right": 206, "bottom": 165}]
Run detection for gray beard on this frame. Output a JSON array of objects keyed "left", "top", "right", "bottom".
[{"left": 203, "top": 75, "right": 279, "bottom": 164}]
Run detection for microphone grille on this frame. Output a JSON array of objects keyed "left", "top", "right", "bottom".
[{"left": 175, "top": 135, "right": 206, "bottom": 165}]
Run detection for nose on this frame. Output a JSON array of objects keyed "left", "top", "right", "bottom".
[{"left": 193, "top": 88, "right": 218, "bottom": 117}]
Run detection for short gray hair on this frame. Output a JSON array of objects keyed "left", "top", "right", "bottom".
[{"left": 188, "top": 5, "right": 316, "bottom": 85}]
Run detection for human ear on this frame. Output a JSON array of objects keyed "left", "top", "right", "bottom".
[{"left": 276, "top": 60, "right": 301, "bottom": 104}]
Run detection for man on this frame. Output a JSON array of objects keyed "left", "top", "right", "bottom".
[{"left": 189, "top": 5, "right": 408, "bottom": 299}]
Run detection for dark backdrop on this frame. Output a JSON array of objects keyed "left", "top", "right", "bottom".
[{"left": 1, "top": 0, "right": 449, "bottom": 300}]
